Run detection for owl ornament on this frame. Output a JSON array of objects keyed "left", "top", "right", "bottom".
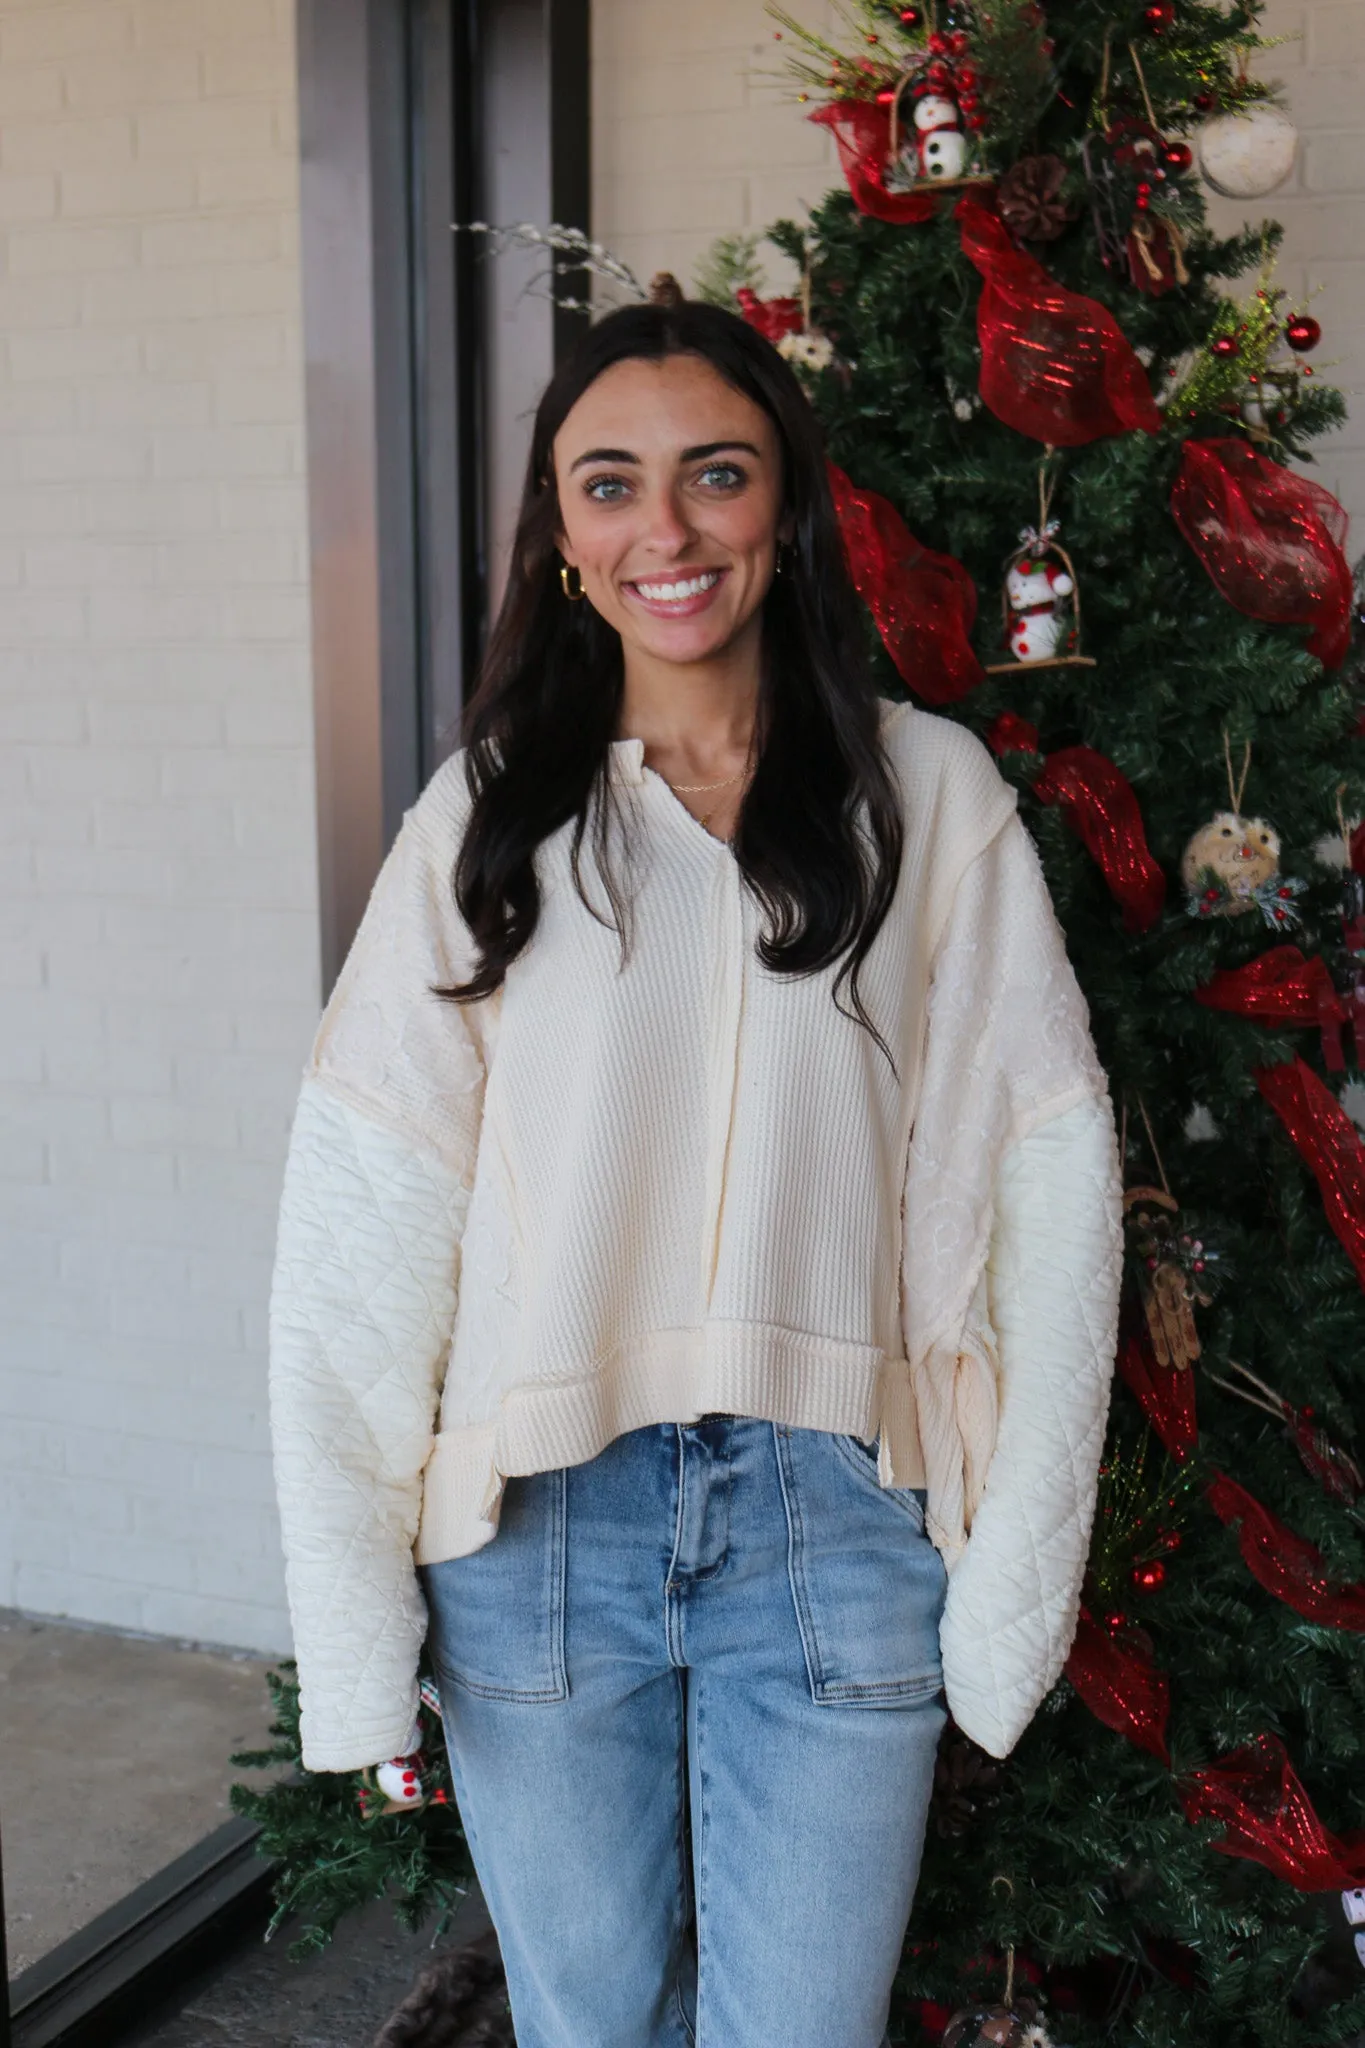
[{"left": 1181, "top": 810, "right": 1307, "bottom": 931}]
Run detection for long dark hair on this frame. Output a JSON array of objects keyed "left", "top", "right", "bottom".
[{"left": 446, "top": 295, "right": 905, "bottom": 1045}]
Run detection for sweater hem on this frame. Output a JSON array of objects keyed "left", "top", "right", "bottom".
[{"left": 415, "top": 1321, "right": 925, "bottom": 1564}]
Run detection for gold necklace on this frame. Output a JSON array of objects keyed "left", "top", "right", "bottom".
[{"left": 667, "top": 770, "right": 743, "bottom": 794}]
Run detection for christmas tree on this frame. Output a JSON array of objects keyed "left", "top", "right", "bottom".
[{"left": 236, "top": 2, "right": 1365, "bottom": 2038}]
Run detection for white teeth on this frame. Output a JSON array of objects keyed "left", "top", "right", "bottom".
[{"left": 633, "top": 570, "right": 721, "bottom": 602}]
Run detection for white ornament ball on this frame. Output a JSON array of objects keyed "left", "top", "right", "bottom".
[
  {"left": 1196, "top": 104, "right": 1297, "bottom": 200},
  {"left": 375, "top": 1757, "right": 424, "bottom": 1805}
]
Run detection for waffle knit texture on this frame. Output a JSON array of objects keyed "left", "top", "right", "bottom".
[{"left": 269, "top": 703, "right": 1121, "bottom": 1768}]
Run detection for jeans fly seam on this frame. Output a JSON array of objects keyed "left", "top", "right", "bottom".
[{"left": 666, "top": 1424, "right": 687, "bottom": 1667}]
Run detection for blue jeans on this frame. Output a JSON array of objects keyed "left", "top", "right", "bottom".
[{"left": 421, "top": 1418, "right": 947, "bottom": 2048}]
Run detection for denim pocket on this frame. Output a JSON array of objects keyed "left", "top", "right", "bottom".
[
  {"left": 776, "top": 1426, "right": 946, "bottom": 1708},
  {"left": 830, "top": 1430, "right": 928, "bottom": 1517},
  {"left": 422, "top": 1468, "right": 568, "bottom": 1702}
]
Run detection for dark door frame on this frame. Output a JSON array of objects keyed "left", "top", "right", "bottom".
[{"left": 298, "top": 0, "right": 592, "bottom": 993}]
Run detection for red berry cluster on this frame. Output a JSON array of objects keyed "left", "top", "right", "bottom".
[{"left": 921, "top": 28, "right": 987, "bottom": 131}]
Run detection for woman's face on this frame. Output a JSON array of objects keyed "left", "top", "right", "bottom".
[{"left": 553, "top": 351, "right": 789, "bottom": 672}]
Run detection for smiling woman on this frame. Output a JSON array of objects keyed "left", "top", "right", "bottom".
[
  {"left": 442, "top": 292, "right": 906, "bottom": 1027},
  {"left": 267, "top": 284, "right": 1123, "bottom": 2048},
  {"left": 555, "top": 357, "right": 786, "bottom": 839}
]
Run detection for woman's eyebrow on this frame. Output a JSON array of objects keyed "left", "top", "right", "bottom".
[
  {"left": 568, "top": 446, "right": 638, "bottom": 472},
  {"left": 679, "top": 439, "right": 761, "bottom": 461},
  {"left": 566, "top": 438, "right": 762, "bottom": 474}
]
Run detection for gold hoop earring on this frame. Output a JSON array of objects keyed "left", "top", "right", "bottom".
[{"left": 559, "top": 562, "right": 584, "bottom": 601}]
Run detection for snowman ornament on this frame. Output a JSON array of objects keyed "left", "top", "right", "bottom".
[
  {"left": 914, "top": 90, "right": 967, "bottom": 182},
  {"left": 1006, "top": 544, "right": 1075, "bottom": 663}
]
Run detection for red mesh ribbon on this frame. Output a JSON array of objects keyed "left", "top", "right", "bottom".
[
  {"left": 1065, "top": 1609, "right": 1171, "bottom": 1762},
  {"left": 1170, "top": 439, "right": 1353, "bottom": 669},
  {"left": 986, "top": 711, "right": 1041, "bottom": 756},
  {"left": 1198, "top": 947, "right": 1348, "bottom": 1071},
  {"left": 826, "top": 461, "right": 984, "bottom": 702},
  {"left": 735, "top": 288, "right": 803, "bottom": 343},
  {"left": 1117, "top": 1325, "right": 1199, "bottom": 1457},
  {"left": 1256, "top": 1057, "right": 1365, "bottom": 1292},
  {"left": 955, "top": 193, "right": 1162, "bottom": 445},
  {"left": 1180, "top": 1734, "right": 1365, "bottom": 1889},
  {"left": 809, "top": 101, "right": 939, "bottom": 224},
  {"left": 1207, "top": 1472, "right": 1365, "bottom": 1631},
  {"left": 1032, "top": 746, "right": 1167, "bottom": 932}
]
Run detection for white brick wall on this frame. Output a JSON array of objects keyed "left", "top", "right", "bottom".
[
  {"left": 592, "top": 0, "right": 840, "bottom": 303},
  {"left": 1203, "top": 0, "right": 1365, "bottom": 534},
  {"left": 594, "top": 0, "right": 1365, "bottom": 532},
  {"left": 0, "top": 0, "right": 314, "bottom": 1654}
]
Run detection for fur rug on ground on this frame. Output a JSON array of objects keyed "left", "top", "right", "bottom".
[{"left": 371, "top": 1928, "right": 516, "bottom": 2048}]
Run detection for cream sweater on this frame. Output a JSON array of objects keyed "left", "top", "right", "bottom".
[{"left": 269, "top": 703, "right": 1122, "bottom": 1770}]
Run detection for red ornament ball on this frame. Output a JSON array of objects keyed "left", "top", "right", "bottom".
[
  {"left": 1132, "top": 1560, "right": 1167, "bottom": 1593},
  {"left": 1143, "top": 1, "right": 1175, "bottom": 30},
  {"left": 927, "top": 30, "right": 949, "bottom": 53},
  {"left": 1211, "top": 334, "right": 1240, "bottom": 358},
  {"left": 1285, "top": 314, "right": 1322, "bottom": 352},
  {"left": 1193, "top": 89, "right": 1215, "bottom": 111},
  {"left": 1163, "top": 140, "right": 1194, "bottom": 172},
  {"left": 899, "top": 4, "right": 923, "bottom": 22},
  {"left": 876, "top": 86, "right": 895, "bottom": 103}
]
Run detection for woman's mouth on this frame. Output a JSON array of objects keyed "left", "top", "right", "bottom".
[{"left": 622, "top": 567, "right": 728, "bottom": 618}]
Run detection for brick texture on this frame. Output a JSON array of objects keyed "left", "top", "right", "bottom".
[
  {"left": 594, "top": 0, "right": 1365, "bottom": 533},
  {"left": 0, "top": 0, "right": 313, "bottom": 1656},
  {"left": 1201, "top": 0, "right": 1365, "bottom": 532}
]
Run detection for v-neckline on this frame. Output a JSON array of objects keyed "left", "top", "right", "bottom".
[{"left": 610, "top": 738, "right": 735, "bottom": 851}]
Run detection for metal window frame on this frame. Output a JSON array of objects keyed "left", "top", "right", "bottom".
[{"left": 6, "top": 1821, "right": 272, "bottom": 2048}]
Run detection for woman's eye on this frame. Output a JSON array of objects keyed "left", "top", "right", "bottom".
[
  {"left": 584, "top": 474, "right": 631, "bottom": 503},
  {"left": 696, "top": 462, "right": 745, "bottom": 490}
]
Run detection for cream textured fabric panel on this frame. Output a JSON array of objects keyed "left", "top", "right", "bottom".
[
  {"left": 903, "top": 813, "right": 1111, "bottom": 1568},
  {"left": 940, "top": 1096, "right": 1121, "bottom": 1759},
  {"left": 269, "top": 1081, "right": 471, "bottom": 1769}
]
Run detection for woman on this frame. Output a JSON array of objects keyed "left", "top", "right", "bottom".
[{"left": 269, "top": 289, "right": 1122, "bottom": 2048}]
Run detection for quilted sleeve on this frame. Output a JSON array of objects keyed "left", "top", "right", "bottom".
[
  {"left": 269, "top": 768, "right": 489, "bottom": 1772},
  {"left": 902, "top": 812, "right": 1112, "bottom": 1556},
  {"left": 938, "top": 1094, "right": 1122, "bottom": 1759}
]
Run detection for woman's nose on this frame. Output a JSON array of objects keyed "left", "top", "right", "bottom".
[{"left": 638, "top": 486, "right": 696, "bottom": 556}]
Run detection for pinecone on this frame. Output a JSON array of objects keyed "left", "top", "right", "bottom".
[
  {"left": 932, "top": 1726, "right": 1004, "bottom": 1838},
  {"left": 996, "top": 155, "right": 1074, "bottom": 242},
  {"left": 372, "top": 1929, "right": 516, "bottom": 2048},
  {"left": 648, "top": 271, "right": 686, "bottom": 307}
]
